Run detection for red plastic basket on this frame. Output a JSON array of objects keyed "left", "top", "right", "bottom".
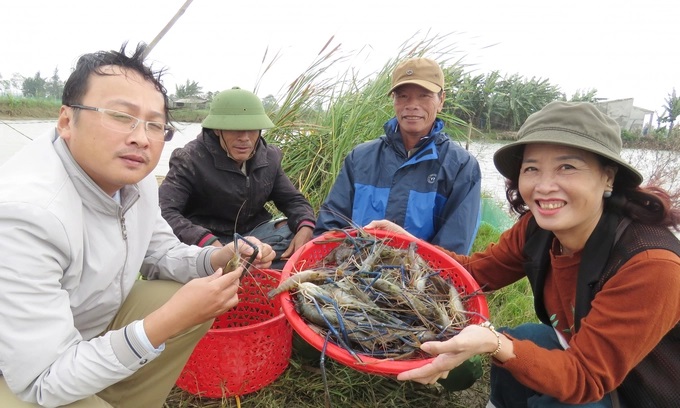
[
  {"left": 278, "top": 229, "right": 489, "bottom": 376},
  {"left": 176, "top": 269, "right": 292, "bottom": 398}
]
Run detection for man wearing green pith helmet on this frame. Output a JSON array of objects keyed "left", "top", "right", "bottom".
[{"left": 159, "top": 87, "right": 316, "bottom": 267}]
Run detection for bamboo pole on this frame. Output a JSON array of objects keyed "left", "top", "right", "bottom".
[{"left": 143, "top": 0, "right": 195, "bottom": 58}]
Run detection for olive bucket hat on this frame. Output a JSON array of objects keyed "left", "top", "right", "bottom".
[
  {"left": 201, "top": 86, "right": 275, "bottom": 130},
  {"left": 493, "top": 101, "right": 643, "bottom": 187}
]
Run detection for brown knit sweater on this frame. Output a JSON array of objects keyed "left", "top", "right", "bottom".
[{"left": 443, "top": 214, "right": 680, "bottom": 403}]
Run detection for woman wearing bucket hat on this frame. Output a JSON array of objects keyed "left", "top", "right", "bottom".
[
  {"left": 159, "top": 87, "right": 315, "bottom": 266},
  {"left": 368, "top": 101, "right": 680, "bottom": 407}
]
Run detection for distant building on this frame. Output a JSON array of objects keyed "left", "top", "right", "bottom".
[
  {"left": 171, "top": 97, "right": 208, "bottom": 109},
  {"left": 594, "top": 98, "right": 654, "bottom": 132}
]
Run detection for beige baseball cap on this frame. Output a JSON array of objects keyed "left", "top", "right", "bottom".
[{"left": 388, "top": 57, "right": 444, "bottom": 95}]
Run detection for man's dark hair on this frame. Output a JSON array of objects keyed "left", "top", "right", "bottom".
[{"left": 62, "top": 42, "right": 171, "bottom": 121}]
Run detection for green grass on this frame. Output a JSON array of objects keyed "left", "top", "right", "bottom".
[
  {"left": 170, "top": 108, "right": 209, "bottom": 123},
  {"left": 470, "top": 223, "right": 536, "bottom": 329},
  {"left": 0, "top": 98, "right": 210, "bottom": 123},
  {"left": 0, "top": 95, "right": 61, "bottom": 119},
  {"left": 166, "top": 357, "right": 490, "bottom": 408}
]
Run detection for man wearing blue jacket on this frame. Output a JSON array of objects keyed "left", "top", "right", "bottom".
[
  {"left": 315, "top": 57, "right": 482, "bottom": 255},
  {"left": 313, "top": 57, "right": 483, "bottom": 390}
]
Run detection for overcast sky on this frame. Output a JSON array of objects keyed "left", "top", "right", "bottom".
[{"left": 2, "top": 0, "right": 678, "bottom": 115}]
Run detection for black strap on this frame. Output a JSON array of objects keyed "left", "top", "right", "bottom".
[
  {"left": 523, "top": 212, "right": 623, "bottom": 331},
  {"left": 522, "top": 217, "right": 553, "bottom": 326},
  {"left": 572, "top": 212, "right": 620, "bottom": 331}
]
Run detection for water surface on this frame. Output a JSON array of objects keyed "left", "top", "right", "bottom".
[{"left": 1, "top": 120, "right": 674, "bottom": 211}]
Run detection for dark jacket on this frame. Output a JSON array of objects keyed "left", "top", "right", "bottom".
[
  {"left": 314, "top": 117, "right": 481, "bottom": 254},
  {"left": 159, "top": 129, "right": 315, "bottom": 246}
]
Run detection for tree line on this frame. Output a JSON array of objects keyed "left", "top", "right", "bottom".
[
  {"left": 153, "top": 71, "right": 680, "bottom": 136},
  {"left": 1, "top": 68, "right": 65, "bottom": 100},
  {"left": 2, "top": 59, "right": 678, "bottom": 135}
]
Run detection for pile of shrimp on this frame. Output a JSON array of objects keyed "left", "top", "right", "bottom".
[{"left": 268, "top": 230, "right": 473, "bottom": 361}]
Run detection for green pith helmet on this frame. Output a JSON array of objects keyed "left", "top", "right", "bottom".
[{"left": 201, "top": 86, "right": 275, "bottom": 130}]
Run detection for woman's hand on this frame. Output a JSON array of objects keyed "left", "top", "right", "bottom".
[
  {"left": 363, "top": 219, "right": 413, "bottom": 238},
  {"left": 397, "top": 324, "right": 509, "bottom": 384}
]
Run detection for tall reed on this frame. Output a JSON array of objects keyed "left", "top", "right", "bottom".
[{"left": 262, "top": 32, "right": 471, "bottom": 210}]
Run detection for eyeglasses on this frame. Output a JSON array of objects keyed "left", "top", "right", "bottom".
[{"left": 68, "top": 104, "right": 175, "bottom": 142}]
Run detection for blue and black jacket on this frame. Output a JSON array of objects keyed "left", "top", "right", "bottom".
[{"left": 314, "top": 117, "right": 482, "bottom": 254}]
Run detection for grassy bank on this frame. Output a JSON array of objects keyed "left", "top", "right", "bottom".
[
  {"left": 0, "top": 96, "right": 61, "bottom": 119},
  {"left": 0, "top": 96, "right": 207, "bottom": 122},
  {"left": 170, "top": 108, "right": 209, "bottom": 123}
]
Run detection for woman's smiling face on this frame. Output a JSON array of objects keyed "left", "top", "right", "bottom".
[{"left": 519, "top": 143, "right": 616, "bottom": 248}]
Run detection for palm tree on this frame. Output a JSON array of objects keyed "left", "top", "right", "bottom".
[
  {"left": 662, "top": 88, "right": 680, "bottom": 137},
  {"left": 174, "top": 80, "right": 203, "bottom": 99},
  {"left": 569, "top": 88, "right": 598, "bottom": 102}
]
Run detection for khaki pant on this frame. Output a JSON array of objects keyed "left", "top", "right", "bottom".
[{"left": 0, "top": 279, "right": 212, "bottom": 408}]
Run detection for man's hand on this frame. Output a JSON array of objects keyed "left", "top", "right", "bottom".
[
  {"left": 280, "top": 226, "right": 313, "bottom": 259},
  {"left": 143, "top": 268, "right": 242, "bottom": 347},
  {"left": 143, "top": 237, "right": 276, "bottom": 347},
  {"left": 209, "top": 236, "right": 275, "bottom": 272},
  {"left": 364, "top": 220, "right": 413, "bottom": 237}
]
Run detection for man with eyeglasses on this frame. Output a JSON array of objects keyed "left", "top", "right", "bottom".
[
  {"left": 67, "top": 104, "right": 176, "bottom": 142},
  {"left": 0, "top": 43, "right": 275, "bottom": 407}
]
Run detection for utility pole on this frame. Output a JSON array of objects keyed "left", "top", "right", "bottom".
[{"left": 143, "top": 0, "right": 195, "bottom": 58}]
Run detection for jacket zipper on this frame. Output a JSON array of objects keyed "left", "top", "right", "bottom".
[
  {"left": 120, "top": 215, "right": 128, "bottom": 240},
  {"left": 119, "top": 209, "right": 130, "bottom": 306}
]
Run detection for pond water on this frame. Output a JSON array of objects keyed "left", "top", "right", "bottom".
[
  {"left": 1, "top": 119, "right": 676, "bottom": 211},
  {"left": 0, "top": 120, "right": 511, "bottom": 202}
]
